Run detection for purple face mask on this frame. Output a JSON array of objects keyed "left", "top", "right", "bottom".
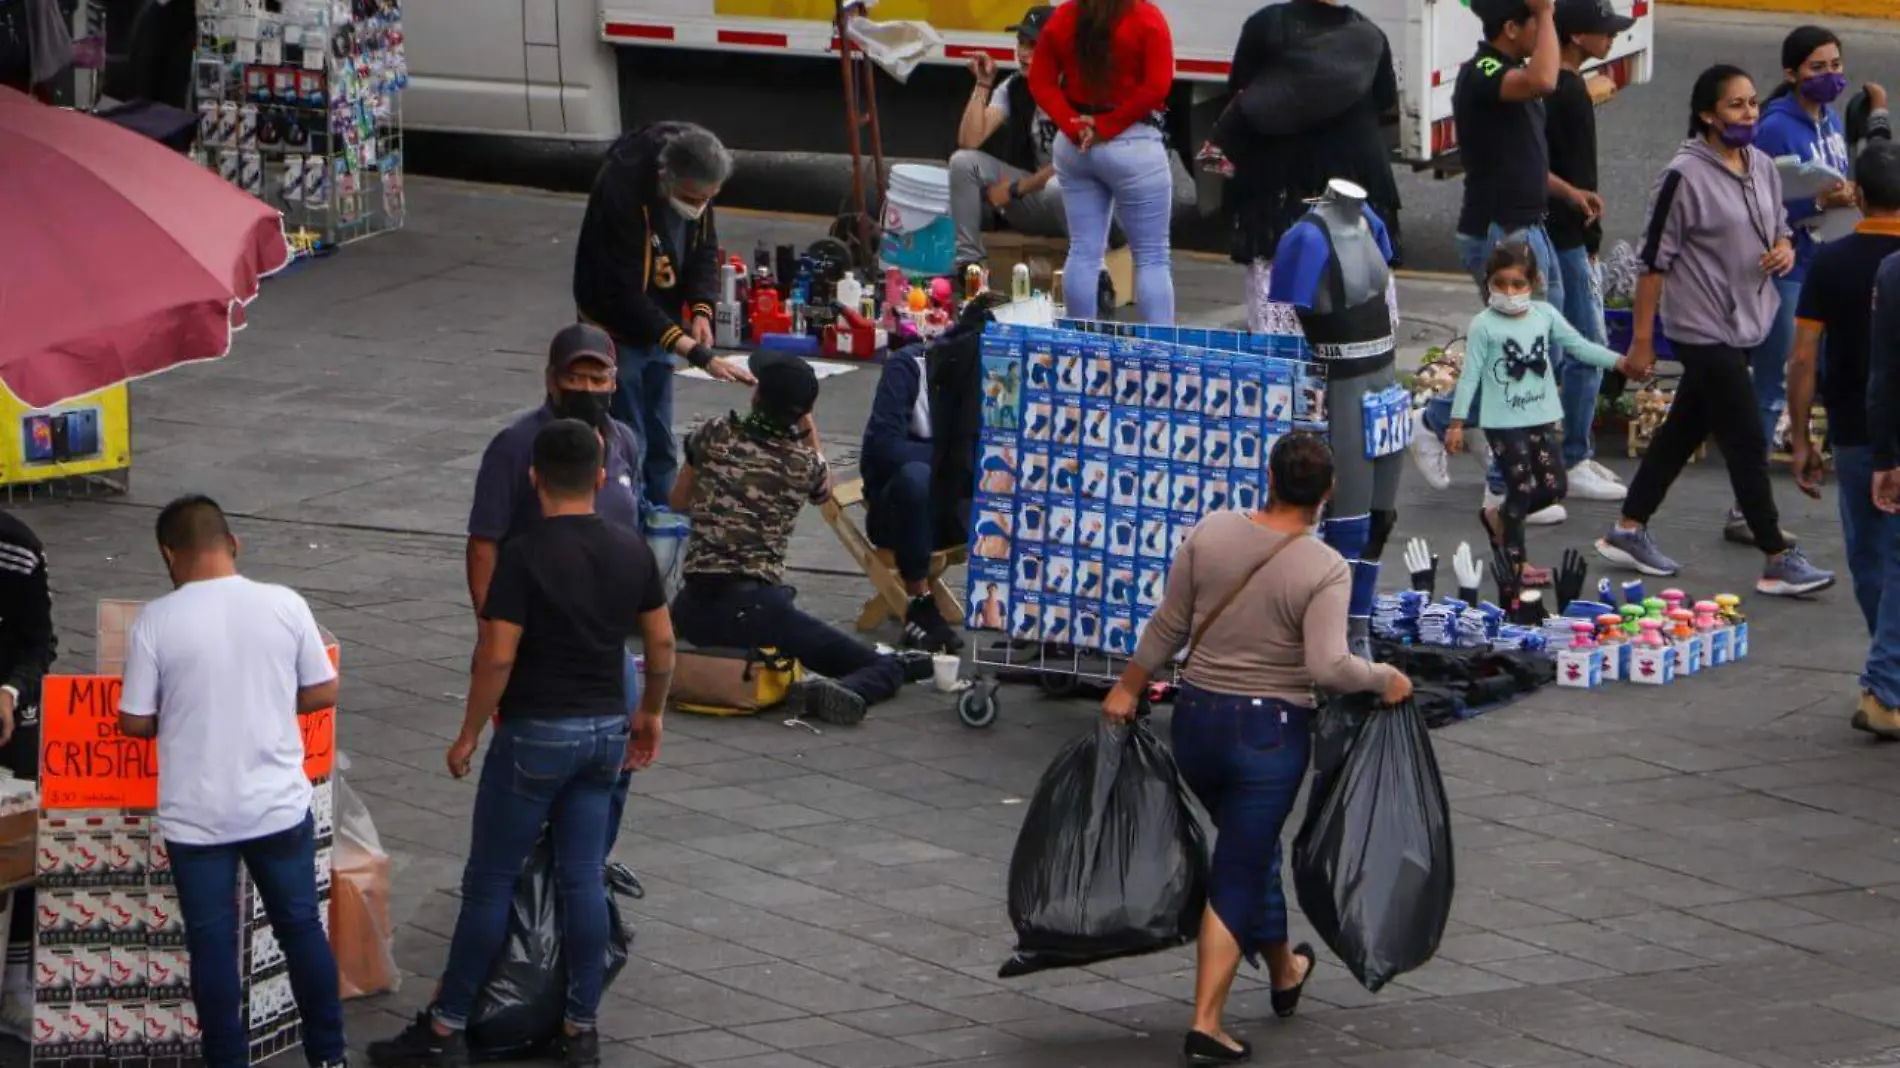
[
  {"left": 1801, "top": 72, "right": 1849, "bottom": 105},
  {"left": 1717, "top": 121, "right": 1757, "bottom": 149}
]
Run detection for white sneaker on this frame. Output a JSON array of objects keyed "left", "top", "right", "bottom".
[
  {"left": 1409, "top": 410, "right": 1452, "bottom": 490},
  {"left": 1567, "top": 462, "right": 1628, "bottom": 502},
  {"left": 1584, "top": 458, "right": 1625, "bottom": 486}
]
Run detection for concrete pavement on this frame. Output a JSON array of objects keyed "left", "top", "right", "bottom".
[{"left": 21, "top": 179, "right": 1900, "bottom": 1068}]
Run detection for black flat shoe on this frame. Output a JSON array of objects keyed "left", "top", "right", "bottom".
[
  {"left": 1271, "top": 943, "right": 1316, "bottom": 1019},
  {"left": 1183, "top": 1031, "right": 1252, "bottom": 1065}
]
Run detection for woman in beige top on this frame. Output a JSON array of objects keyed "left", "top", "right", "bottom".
[{"left": 1102, "top": 432, "right": 1411, "bottom": 1066}]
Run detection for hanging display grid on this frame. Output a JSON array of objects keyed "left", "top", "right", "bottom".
[
  {"left": 963, "top": 316, "right": 1331, "bottom": 672},
  {"left": 190, "top": 0, "right": 408, "bottom": 252}
]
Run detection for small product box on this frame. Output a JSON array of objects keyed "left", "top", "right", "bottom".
[
  {"left": 967, "top": 559, "right": 1011, "bottom": 631},
  {"left": 1137, "top": 512, "right": 1170, "bottom": 561},
  {"left": 1142, "top": 344, "right": 1173, "bottom": 408},
  {"left": 1015, "top": 498, "right": 1047, "bottom": 547},
  {"left": 976, "top": 434, "right": 1019, "bottom": 496},
  {"left": 1202, "top": 418, "right": 1233, "bottom": 472},
  {"left": 1113, "top": 362, "right": 1143, "bottom": 407},
  {"left": 1172, "top": 412, "right": 1203, "bottom": 469},
  {"left": 1139, "top": 461, "right": 1173, "bottom": 512},
  {"left": 1556, "top": 648, "right": 1603, "bottom": 688},
  {"left": 1051, "top": 447, "right": 1082, "bottom": 502},
  {"left": 1107, "top": 510, "right": 1139, "bottom": 560},
  {"left": 1079, "top": 458, "right": 1109, "bottom": 501},
  {"left": 1232, "top": 356, "right": 1265, "bottom": 420},
  {"left": 1294, "top": 362, "right": 1327, "bottom": 424},
  {"left": 71, "top": 946, "right": 110, "bottom": 1002},
  {"left": 1074, "top": 551, "right": 1105, "bottom": 603},
  {"left": 1012, "top": 551, "right": 1044, "bottom": 595},
  {"left": 1109, "top": 468, "right": 1139, "bottom": 508},
  {"left": 1025, "top": 331, "right": 1057, "bottom": 394},
  {"left": 1264, "top": 361, "right": 1296, "bottom": 427},
  {"left": 1234, "top": 424, "right": 1264, "bottom": 474},
  {"left": 1054, "top": 401, "right": 1083, "bottom": 448},
  {"left": 1203, "top": 355, "right": 1234, "bottom": 420},
  {"left": 1135, "top": 565, "right": 1167, "bottom": 610},
  {"left": 1077, "top": 504, "right": 1108, "bottom": 553},
  {"left": 1111, "top": 409, "right": 1144, "bottom": 460},
  {"left": 1020, "top": 450, "right": 1051, "bottom": 497},
  {"left": 1733, "top": 621, "right": 1750, "bottom": 660},
  {"left": 1201, "top": 476, "right": 1231, "bottom": 514},
  {"left": 108, "top": 945, "right": 145, "bottom": 1000},
  {"left": 1105, "top": 607, "right": 1136, "bottom": 657},
  {"left": 1010, "top": 590, "right": 1043, "bottom": 642},
  {"left": 1709, "top": 626, "right": 1734, "bottom": 666},
  {"left": 1074, "top": 606, "right": 1103, "bottom": 651},
  {"left": 1170, "top": 467, "right": 1200, "bottom": 515},
  {"left": 1601, "top": 642, "right": 1630, "bottom": 682},
  {"left": 1054, "top": 337, "right": 1085, "bottom": 394},
  {"left": 1106, "top": 564, "right": 1137, "bottom": 608},
  {"left": 1081, "top": 395, "right": 1113, "bottom": 455},
  {"left": 1047, "top": 504, "right": 1077, "bottom": 549},
  {"left": 1084, "top": 338, "right": 1115, "bottom": 398},
  {"left": 1629, "top": 644, "right": 1675, "bottom": 685},
  {"left": 107, "top": 1001, "right": 144, "bottom": 1061},
  {"left": 1232, "top": 477, "right": 1262, "bottom": 513},
  {"left": 970, "top": 497, "right": 1015, "bottom": 563},
  {"left": 1172, "top": 354, "right": 1203, "bottom": 412},
  {"left": 1041, "top": 599, "right": 1073, "bottom": 645},
  {"left": 1044, "top": 552, "right": 1075, "bottom": 598},
  {"left": 1142, "top": 410, "right": 1173, "bottom": 460},
  {"left": 1023, "top": 398, "right": 1053, "bottom": 443},
  {"left": 1673, "top": 635, "right": 1703, "bottom": 677}
]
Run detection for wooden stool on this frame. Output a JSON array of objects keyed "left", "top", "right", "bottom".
[
  {"left": 982, "top": 231, "right": 1135, "bottom": 309},
  {"left": 820, "top": 478, "right": 968, "bottom": 633}
]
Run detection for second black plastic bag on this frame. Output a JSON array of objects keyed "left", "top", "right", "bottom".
[
  {"left": 999, "top": 719, "right": 1210, "bottom": 977},
  {"left": 1292, "top": 696, "right": 1454, "bottom": 992},
  {"left": 467, "top": 841, "right": 645, "bottom": 1061}
]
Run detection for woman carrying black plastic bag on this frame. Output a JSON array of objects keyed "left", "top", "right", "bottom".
[{"left": 1102, "top": 432, "right": 1413, "bottom": 1066}]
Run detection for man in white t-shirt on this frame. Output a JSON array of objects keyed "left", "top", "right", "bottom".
[
  {"left": 117, "top": 495, "right": 347, "bottom": 1068},
  {"left": 948, "top": 6, "right": 1069, "bottom": 269}
]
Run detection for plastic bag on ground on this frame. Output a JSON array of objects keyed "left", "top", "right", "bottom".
[
  {"left": 467, "top": 843, "right": 645, "bottom": 1061},
  {"left": 1292, "top": 696, "right": 1454, "bottom": 992},
  {"left": 331, "top": 776, "right": 400, "bottom": 999},
  {"left": 999, "top": 720, "right": 1209, "bottom": 977}
]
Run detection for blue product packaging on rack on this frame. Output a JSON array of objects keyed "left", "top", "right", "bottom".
[
  {"left": 1076, "top": 544, "right": 1106, "bottom": 603},
  {"left": 1016, "top": 497, "right": 1047, "bottom": 546},
  {"left": 971, "top": 496, "right": 1015, "bottom": 562},
  {"left": 1201, "top": 476, "right": 1231, "bottom": 514},
  {"left": 1107, "top": 508, "right": 1139, "bottom": 559},
  {"left": 1203, "top": 355, "right": 1234, "bottom": 419},
  {"left": 1172, "top": 353, "right": 1203, "bottom": 413},
  {"left": 1020, "top": 448, "right": 1051, "bottom": 496},
  {"left": 1172, "top": 412, "right": 1203, "bottom": 468},
  {"left": 1203, "top": 418, "right": 1233, "bottom": 472},
  {"left": 1013, "top": 550, "right": 1044, "bottom": 593},
  {"left": 1047, "top": 501, "right": 1077, "bottom": 548},
  {"left": 1051, "top": 445, "right": 1082, "bottom": 500},
  {"left": 1105, "top": 607, "right": 1136, "bottom": 656},
  {"left": 1111, "top": 408, "right": 1144, "bottom": 461},
  {"left": 1233, "top": 475, "right": 1262, "bottom": 513},
  {"left": 1233, "top": 354, "right": 1265, "bottom": 420},
  {"left": 1054, "top": 399, "right": 1083, "bottom": 447},
  {"left": 1170, "top": 510, "right": 1196, "bottom": 557},
  {"left": 1110, "top": 466, "right": 1139, "bottom": 507},
  {"left": 1139, "top": 460, "right": 1173, "bottom": 511},
  {"left": 979, "top": 334, "right": 1024, "bottom": 432},
  {"left": 967, "top": 559, "right": 1011, "bottom": 631},
  {"left": 1264, "top": 362, "right": 1296, "bottom": 427},
  {"left": 1011, "top": 589, "right": 1043, "bottom": 641},
  {"left": 1106, "top": 561, "right": 1136, "bottom": 607},
  {"left": 1141, "top": 344, "right": 1173, "bottom": 408},
  {"left": 1295, "top": 363, "right": 1327, "bottom": 424},
  {"left": 1113, "top": 361, "right": 1143, "bottom": 407},
  {"left": 1042, "top": 599, "right": 1073, "bottom": 645},
  {"left": 1082, "top": 395, "right": 1113, "bottom": 454},
  {"left": 1179, "top": 326, "right": 1210, "bottom": 350},
  {"left": 1234, "top": 423, "right": 1264, "bottom": 474},
  {"left": 1170, "top": 466, "right": 1201, "bottom": 515},
  {"left": 1025, "top": 328, "right": 1057, "bottom": 392},
  {"left": 1080, "top": 458, "right": 1110, "bottom": 502},
  {"left": 1136, "top": 564, "right": 1166, "bottom": 609},
  {"left": 1054, "top": 335, "right": 1084, "bottom": 394},
  {"left": 1137, "top": 510, "right": 1171, "bottom": 563},
  {"left": 1044, "top": 550, "right": 1075, "bottom": 597},
  {"left": 1074, "top": 604, "right": 1103, "bottom": 651},
  {"left": 1023, "top": 397, "right": 1053, "bottom": 444},
  {"left": 975, "top": 431, "right": 1019, "bottom": 496},
  {"left": 1078, "top": 503, "right": 1108, "bottom": 552},
  {"left": 1085, "top": 337, "right": 1115, "bottom": 398},
  {"left": 1142, "top": 410, "right": 1173, "bottom": 461}
]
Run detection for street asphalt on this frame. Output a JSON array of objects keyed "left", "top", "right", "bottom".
[{"left": 17, "top": 177, "right": 1900, "bottom": 1068}]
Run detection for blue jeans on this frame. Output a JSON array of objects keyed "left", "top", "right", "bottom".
[
  {"left": 434, "top": 715, "right": 627, "bottom": 1031},
  {"left": 169, "top": 813, "right": 345, "bottom": 1068},
  {"left": 671, "top": 579, "right": 905, "bottom": 704},
  {"left": 1054, "top": 124, "right": 1174, "bottom": 323},
  {"left": 1554, "top": 245, "right": 1606, "bottom": 469},
  {"left": 605, "top": 652, "right": 642, "bottom": 851},
  {"left": 1168, "top": 684, "right": 1311, "bottom": 964},
  {"left": 866, "top": 460, "right": 933, "bottom": 583},
  {"left": 607, "top": 343, "right": 678, "bottom": 509},
  {"left": 1753, "top": 275, "right": 1802, "bottom": 448},
  {"left": 1835, "top": 446, "right": 1885, "bottom": 635}
]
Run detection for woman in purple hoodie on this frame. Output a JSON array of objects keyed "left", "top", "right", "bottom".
[{"left": 1594, "top": 64, "right": 1836, "bottom": 598}]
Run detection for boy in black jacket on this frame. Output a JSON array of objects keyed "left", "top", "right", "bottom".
[
  {"left": 0, "top": 510, "right": 54, "bottom": 1040},
  {"left": 573, "top": 121, "right": 753, "bottom": 508}
]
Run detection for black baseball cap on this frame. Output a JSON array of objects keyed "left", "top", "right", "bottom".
[
  {"left": 1007, "top": 5, "right": 1054, "bottom": 42},
  {"left": 1555, "top": 0, "right": 1636, "bottom": 36},
  {"left": 753, "top": 351, "right": 820, "bottom": 419},
  {"left": 1470, "top": 0, "right": 1533, "bottom": 24},
  {"left": 549, "top": 323, "right": 617, "bottom": 371}
]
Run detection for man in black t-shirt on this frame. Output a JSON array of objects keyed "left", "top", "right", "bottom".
[
  {"left": 1545, "top": 0, "right": 1634, "bottom": 501},
  {"left": 1788, "top": 144, "right": 1900, "bottom": 691},
  {"left": 371, "top": 420, "right": 675, "bottom": 1068}
]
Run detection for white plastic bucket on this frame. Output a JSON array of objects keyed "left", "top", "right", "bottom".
[
  {"left": 880, "top": 163, "right": 956, "bottom": 278},
  {"left": 643, "top": 508, "right": 691, "bottom": 601}
]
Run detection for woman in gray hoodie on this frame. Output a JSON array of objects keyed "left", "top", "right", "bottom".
[{"left": 1594, "top": 64, "right": 1836, "bottom": 597}]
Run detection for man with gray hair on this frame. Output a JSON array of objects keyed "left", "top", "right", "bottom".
[{"left": 575, "top": 121, "right": 754, "bottom": 509}]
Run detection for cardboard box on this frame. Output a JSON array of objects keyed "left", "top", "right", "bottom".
[{"left": 1556, "top": 649, "right": 1602, "bottom": 688}]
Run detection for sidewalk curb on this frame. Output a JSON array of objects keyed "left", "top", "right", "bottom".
[{"left": 1667, "top": 0, "right": 1896, "bottom": 20}]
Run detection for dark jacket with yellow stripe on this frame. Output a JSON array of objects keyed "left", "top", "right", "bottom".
[{"left": 573, "top": 122, "right": 722, "bottom": 356}]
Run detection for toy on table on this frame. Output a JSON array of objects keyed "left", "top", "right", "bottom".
[
  {"left": 1643, "top": 596, "right": 1666, "bottom": 620},
  {"left": 1714, "top": 593, "right": 1744, "bottom": 623},
  {"left": 1558, "top": 621, "right": 1604, "bottom": 688},
  {"left": 1596, "top": 614, "right": 1624, "bottom": 643},
  {"left": 1619, "top": 604, "right": 1645, "bottom": 636},
  {"left": 1622, "top": 579, "right": 1645, "bottom": 605},
  {"left": 1661, "top": 588, "right": 1687, "bottom": 615}
]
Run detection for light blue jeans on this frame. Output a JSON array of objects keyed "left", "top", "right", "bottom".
[
  {"left": 1554, "top": 246, "right": 1606, "bottom": 469},
  {"left": 1054, "top": 124, "right": 1174, "bottom": 323},
  {"left": 1752, "top": 275, "right": 1802, "bottom": 449}
]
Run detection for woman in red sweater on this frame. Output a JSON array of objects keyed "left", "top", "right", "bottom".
[{"left": 1029, "top": 0, "right": 1177, "bottom": 324}]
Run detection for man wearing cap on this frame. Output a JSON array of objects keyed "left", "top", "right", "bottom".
[
  {"left": 670, "top": 353, "right": 918, "bottom": 725},
  {"left": 1544, "top": 0, "right": 1636, "bottom": 504},
  {"left": 949, "top": 6, "right": 1070, "bottom": 272},
  {"left": 466, "top": 324, "right": 646, "bottom": 845}
]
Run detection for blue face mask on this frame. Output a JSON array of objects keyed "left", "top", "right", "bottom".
[{"left": 1800, "top": 72, "right": 1849, "bottom": 105}]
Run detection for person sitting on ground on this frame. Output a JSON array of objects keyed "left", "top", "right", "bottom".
[
  {"left": 669, "top": 353, "right": 926, "bottom": 726},
  {"left": 862, "top": 339, "right": 965, "bottom": 654}
]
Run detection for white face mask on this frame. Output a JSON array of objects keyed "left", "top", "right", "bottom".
[
  {"left": 668, "top": 196, "right": 708, "bottom": 221},
  {"left": 1489, "top": 291, "right": 1532, "bottom": 316}
]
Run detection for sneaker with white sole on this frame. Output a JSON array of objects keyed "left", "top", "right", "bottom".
[
  {"left": 1481, "top": 488, "right": 1567, "bottom": 525},
  {"left": 1409, "top": 410, "right": 1452, "bottom": 490},
  {"left": 1595, "top": 526, "right": 1681, "bottom": 577},
  {"left": 1724, "top": 508, "right": 1798, "bottom": 548},
  {"left": 1758, "top": 547, "right": 1834, "bottom": 597},
  {"left": 1584, "top": 458, "right": 1625, "bottom": 485},
  {"left": 1567, "top": 462, "right": 1627, "bottom": 501}
]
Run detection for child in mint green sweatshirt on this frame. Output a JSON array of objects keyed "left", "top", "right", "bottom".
[{"left": 1447, "top": 243, "right": 1638, "bottom": 586}]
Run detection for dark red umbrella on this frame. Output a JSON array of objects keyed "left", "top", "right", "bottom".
[{"left": 0, "top": 85, "right": 291, "bottom": 408}]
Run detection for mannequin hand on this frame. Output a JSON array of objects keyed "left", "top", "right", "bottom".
[
  {"left": 1452, "top": 541, "right": 1484, "bottom": 596},
  {"left": 1491, "top": 543, "right": 1521, "bottom": 610},
  {"left": 1403, "top": 537, "right": 1437, "bottom": 595},
  {"left": 1555, "top": 548, "right": 1588, "bottom": 609}
]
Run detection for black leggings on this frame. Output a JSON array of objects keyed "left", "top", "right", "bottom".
[
  {"left": 1622, "top": 341, "right": 1786, "bottom": 555},
  {"left": 1486, "top": 424, "right": 1567, "bottom": 568}
]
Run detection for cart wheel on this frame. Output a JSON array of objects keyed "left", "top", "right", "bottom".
[
  {"left": 957, "top": 685, "right": 1000, "bottom": 729},
  {"left": 1038, "top": 670, "right": 1079, "bottom": 698}
]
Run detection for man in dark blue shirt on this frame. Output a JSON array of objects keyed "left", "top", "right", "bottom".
[{"left": 1859, "top": 223, "right": 1900, "bottom": 737}]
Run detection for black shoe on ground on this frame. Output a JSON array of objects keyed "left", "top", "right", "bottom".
[
  {"left": 795, "top": 678, "right": 868, "bottom": 726},
  {"left": 367, "top": 1013, "right": 467, "bottom": 1068},
  {"left": 892, "top": 649, "right": 935, "bottom": 684},
  {"left": 902, "top": 596, "right": 964, "bottom": 653},
  {"left": 561, "top": 1029, "right": 601, "bottom": 1068},
  {"left": 1183, "top": 1030, "right": 1252, "bottom": 1064}
]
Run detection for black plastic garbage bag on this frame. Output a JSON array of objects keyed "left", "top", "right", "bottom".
[
  {"left": 468, "top": 842, "right": 645, "bottom": 1061},
  {"left": 999, "top": 720, "right": 1209, "bottom": 977},
  {"left": 1292, "top": 697, "right": 1454, "bottom": 992}
]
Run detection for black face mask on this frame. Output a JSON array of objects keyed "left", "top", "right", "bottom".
[{"left": 555, "top": 389, "right": 613, "bottom": 428}]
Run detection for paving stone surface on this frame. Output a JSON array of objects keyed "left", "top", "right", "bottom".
[{"left": 17, "top": 179, "right": 1900, "bottom": 1068}]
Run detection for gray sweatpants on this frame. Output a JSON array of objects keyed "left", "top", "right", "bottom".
[{"left": 948, "top": 149, "right": 1068, "bottom": 264}]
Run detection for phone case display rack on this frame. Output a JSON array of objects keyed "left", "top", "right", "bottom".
[
  {"left": 30, "top": 787, "right": 336, "bottom": 1067},
  {"left": 190, "top": 0, "right": 408, "bottom": 254},
  {"left": 955, "top": 315, "right": 1329, "bottom": 727}
]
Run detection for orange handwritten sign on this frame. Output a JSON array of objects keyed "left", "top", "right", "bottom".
[
  {"left": 40, "top": 676, "right": 156, "bottom": 810},
  {"left": 41, "top": 645, "right": 341, "bottom": 811}
]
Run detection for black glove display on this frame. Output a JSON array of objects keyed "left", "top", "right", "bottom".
[
  {"left": 1491, "top": 543, "right": 1521, "bottom": 615},
  {"left": 1554, "top": 549, "right": 1588, "bottom": 611}
]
